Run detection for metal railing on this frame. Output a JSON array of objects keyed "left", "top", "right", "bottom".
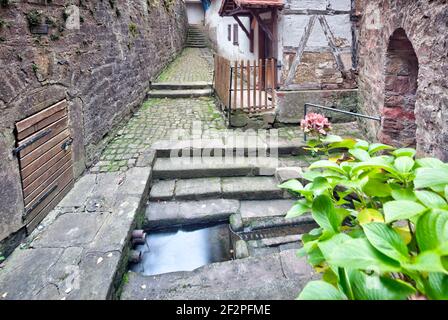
[{"left": 303, "top": 103, "right": 381, "bottom": 141}]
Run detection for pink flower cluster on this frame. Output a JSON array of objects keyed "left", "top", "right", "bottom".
[{"left": 300, "top": 113, "right": 332, "bottom": 136}]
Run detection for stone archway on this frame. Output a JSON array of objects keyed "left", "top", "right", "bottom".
[{"left": 379, "top": 28, "right": 419, "bottom": 147}]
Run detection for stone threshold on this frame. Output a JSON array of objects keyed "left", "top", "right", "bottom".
[{"left": 0, "top": 153, "right": 156, "bottom": 300}]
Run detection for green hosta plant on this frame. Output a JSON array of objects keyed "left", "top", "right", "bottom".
[{"left": 280, "top": 135, "right": 448, "bottom": 300}]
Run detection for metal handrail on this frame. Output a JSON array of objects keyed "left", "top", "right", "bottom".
[{"left": 303, "top": 103, "right": 381, "bottom": 141}]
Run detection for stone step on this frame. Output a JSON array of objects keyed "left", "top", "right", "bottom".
[
  {"left": 186, "top": 44, "right": 208, "bottom": 48},
  {"left": 151, "top": 81, "right": 212, "bottom": 90},
  {"left": 152, "top": 157, "right": 279, "bottom": 179},
  {"left": 149, "top": 176, "right": 287, "bottom": 201},
  {"left": 144, "top": 199, "right": 239, "bottom": 230},
  {"left": 151, "top": 139, "right": 308, "bottom": 158},
  {"left": 120, "top": 249, "right": 316, "bottom": 300},
  {"left": 147, "top": 88, "right": 213, "bottom": 98}
]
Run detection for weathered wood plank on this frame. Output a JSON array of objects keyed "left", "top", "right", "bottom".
[
  {"left": 23, "top": 154, "right": 72, "bottom": 204},
  {"left": 21, "top": 149, "right": 70, "bottom": 185},
  {"left": 18, "top": 116, "right": 68, "bottom": 157},
  {"left": 16, "top": 100, "right": 66, "bottom": 135},
  {"left": 26, "top": 180, "right": 74, "bottom": 233},
  {"left": 20, "top": 138, "right": 71, "bottom": 180},
  {"left": 24, "top": 165, "right": 73, "bottom": 225},
  {"left": 20, "top": 129, "right": 70, "bottom": 168}
]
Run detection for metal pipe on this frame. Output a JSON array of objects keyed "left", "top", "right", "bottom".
[{"left": 128, "top": 250, "right": 142, "bottom": 263}]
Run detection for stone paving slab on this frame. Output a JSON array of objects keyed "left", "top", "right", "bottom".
[
  {"left": 239, "top": 199, "right": 296, "bottom": 223},
  {"left": 145, "top": 199, "right": 240, "bottom": 230},
  {"left": 152, "top": 156, "right": 278, "bottom": 179},
  {"left": 148, "top": 89, "right": 213, "bottom": 99},
  {"left": 175, "top": 177, "right": 221, "bottom": 200},
  {"left": 121, "top": 249, "right": 317, "bottom": 300},
  {"left": 0, "top": 167, "right": 152, "bottom": 300},
  {"left": 149, "top": 180, "right": 176, "bottom": 201},
  {"left": 222, "top": 177, "right": 285, "bottom": 200}
]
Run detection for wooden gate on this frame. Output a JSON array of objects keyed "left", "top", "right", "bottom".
[
  {"left": 214, "top": 55, "right": 277, "bottom": 113},
  {"left": 14, "top": 100, "right": 74, "bottom": 232}
]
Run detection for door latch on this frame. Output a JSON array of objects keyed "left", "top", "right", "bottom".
[{"left": 61, "top": 137, "right": 73, "bottom": 151}]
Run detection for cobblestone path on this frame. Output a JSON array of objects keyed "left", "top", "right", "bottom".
[
  {"left": 156, "top": 48, "right": 213, "bottom": 83},
  {"left": 93, "top": 47, "right": 364, "bottom": 173}
]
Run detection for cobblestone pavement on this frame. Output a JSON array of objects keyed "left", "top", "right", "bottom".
[
  {"left": 156, "top": 48, "right": 214, "bottom": 83},
  {"left": 92, "top": 97, "right": 226, "bottom": 172}
]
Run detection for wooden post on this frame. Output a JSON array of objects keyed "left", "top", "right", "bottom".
[
  {"left": 253, "top": 59, "right": 257, "bottom": 111},
  {"left": 233, "top": 61, "right": 237, "bottom": 110},
  {"left": 247, "top": 59, "right": 251, "bottom": 112},
  {"left": 240, "top": 60, "right": 244, "bottom": 110},
  {"left": 264, "top": 59, "right": 268, "bottom": 109},
  {"left": 259, "top": 59, "right": 262, "bottom": 110},
  {"left": 271, "top": 58, "right": 276, "bottom": 108}
]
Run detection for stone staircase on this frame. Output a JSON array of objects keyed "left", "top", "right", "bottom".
[
  {"left": 186, "top": 24, "right": 208, "bottom": 48},
  {"left": 120, "top": 138, "right": 319, "bottom": 299}
]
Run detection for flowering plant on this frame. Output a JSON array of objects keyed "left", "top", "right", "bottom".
[{"left": 301, "top": 113, "right": 332, "bottom": 136}]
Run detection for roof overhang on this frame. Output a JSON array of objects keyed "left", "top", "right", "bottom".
[{"left": 219, "top": 0, "right": 284, "bottom": 17}]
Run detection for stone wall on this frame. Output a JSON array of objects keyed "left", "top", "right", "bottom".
[
  {"left": 356, "top": 0, "right": 448, "bottom": 160},
  {"left": 0, "top": 0, "right": 187, "bottom": 250}
]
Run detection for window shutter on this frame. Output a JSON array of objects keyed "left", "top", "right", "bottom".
[
  {"left": 233, "top": 24, "right": 239, "bottom": 45},
  {"left": 227, "top": 25, "right": 231, "bottom": 41}
]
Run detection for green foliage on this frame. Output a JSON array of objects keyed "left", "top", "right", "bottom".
[
  {"left": 280, "top": 136, "right": 448, "bottom": 300},
  {"left": 128, "top": 22, "right": 138, "bottom": 37},
  {"left": 26, "top": 10, "right": 42, "bottom": 27}
]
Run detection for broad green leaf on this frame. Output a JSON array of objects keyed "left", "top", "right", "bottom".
[
  {"left": 358, "top": 209, "right": 384, "bottom": 225},
  {"left": 321, "top": 135, "right": 342, "bottom": 143},
  {"left": 312, "top": 195, "right": 341, "bottom": 233},
  {"left": 325, "top": 238, "right": 401, "bottom": 272},
  {"left": 354, "top": 139, "right": 369, "bottom": 150},
  {"left": 414, "top": 167, "right": 448, "bottom": 189},
  {"left": 416, "top": 210, "right": 448, "bottom": 252},
  {"left": 318, "top": 233, "right": 352, "bottom": 262},
  {"left": 285, "top": 201, "right": 311, "bottom": 219},
  {"left": 445, "top": 185, "right": 448, "bottom": 201},
  {"left": 368, "top": 143, "right": 394, "bottom": 155},
  {"left": 394, "top": 226, "right": 413, "bottom": 245},
  {"left": 391, "top": 188, "right": 416, "bottom": 201},
  {"left": 416, "top": 157, "right": 445, "bottom": 169},
  {"left": 394, "top": 156, "right": 415, "bottom": 173},
  {"left": 297, "top": 281, "right": 347, "bottom": 300},
  {"left": 352, "top": 159, "right": 399, "bottom": 177},
  {"left": 307, "top": 245, "right": 325, "bottom": 266},
  {"left": 301, "top": 170, "right": 322, "bottom": 182},
  {"left": 363, "top": 222, "right": 409, "bottom": 263},
  {"left": 328, "top": 139, "right": 357, "bottom": 150},
  {"left": 349, "top": 270, "right": 416, "bottom": 300},
  {"left": 415, "top": 190, "right": 448, "bottom": 209},
  {"left": 383, "top": 200, "right": 427, "bottom": 223},
  {"left": 278, "top": 179, "right": 303, "bottom": 193},
  {"left": 362, "top": 179, "right": 392, "bottom": 197},
  {"left": 309, "top": 160, "right": 346, "bottom": 175},
  {"left": 310, "top": 177, "right": 331, "bottom": 194},
  {"left": 425, "top": 273, "right": 448, "bottom": 300},
  {"left": 403, "top": 251, "right": 448, "bottom": 273},
  {"left": 349, "top": 148, "right": 371, "bottom": 162},
  {"left": 392, "top": 148, "right": 416, "bottom": 158}
]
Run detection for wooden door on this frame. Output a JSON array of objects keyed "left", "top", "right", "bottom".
[{"left": 14, "top": 100, "right": 74, "bottom": 232}]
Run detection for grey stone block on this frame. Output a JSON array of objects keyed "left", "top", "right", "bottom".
[
  {"left": 175, "top": 177, "right": 221, "bottom": 200},
  {"left": 150, "top": 180, "right": 176, "bottom": 201},
  {"left": 235, "top": 240, "right": 249, "bottom": 259},
  {"left": 222, "top": 177, "right": 285, "bottom": 200},
  {"left": 275, "top": 167, "right": 303, "bottom": 183}
]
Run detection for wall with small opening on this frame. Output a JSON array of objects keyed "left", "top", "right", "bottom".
[
  {"left": 356, "top": 0, "right": 447, "bottom": 159},
  {"left": 0, "top": 0, "right": 188, "bottom": 254}
]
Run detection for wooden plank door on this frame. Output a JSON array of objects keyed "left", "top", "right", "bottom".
[{"left": 15, "top": 100, "right": 74, "bottom": 233}]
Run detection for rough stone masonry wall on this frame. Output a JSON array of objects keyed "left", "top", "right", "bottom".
[
  {"left": 356, "top": 0, "right": 448, "bottom": 160},
  {"left": 0, "top": 0, "right": 187, "bottom": 250}
]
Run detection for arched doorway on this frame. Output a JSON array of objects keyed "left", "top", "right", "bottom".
[{"left": 379, "top": 28, "right": 419, "bottom": 147}]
